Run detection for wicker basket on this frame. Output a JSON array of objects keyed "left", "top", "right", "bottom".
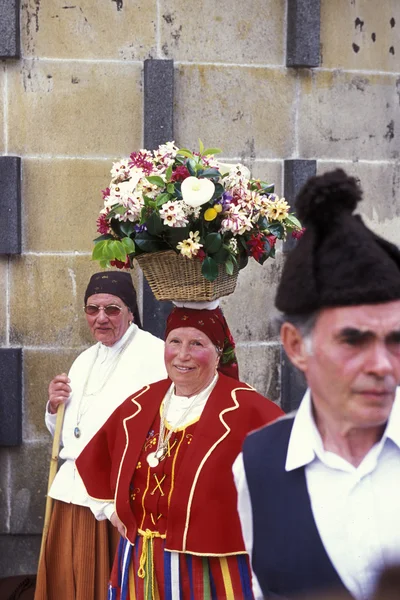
[{"left": 135, "top": 250, "right": 239, "bottom": 301}]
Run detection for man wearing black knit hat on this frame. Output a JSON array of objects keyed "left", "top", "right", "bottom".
[{"left": 233, "top": 169, "right": 400, "bottom": 600}]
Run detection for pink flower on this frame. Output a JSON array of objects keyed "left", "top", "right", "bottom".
[
  {"left": 128, "top": 151, "right": 154, "bottom": 175},
  {"left": 292, "top": 227, "right": 306, "bottom": 240},
  {"left": 96, "top": 214, "right": 110, "bottom": 234},
  {"left": 102, "top": 187, "right": 110, "bottom": 200},
  {"left": 171, "top": 166, "right": 191, "bottom": 182}
]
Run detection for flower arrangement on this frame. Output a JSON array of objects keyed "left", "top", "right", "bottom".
[{"left": 93, "top": 141, "right": 303, "bottom": 282}]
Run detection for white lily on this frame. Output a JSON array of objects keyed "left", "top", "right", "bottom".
[
  {"left": 217, "top": 162, "right": 251, "bottom": 180},
  {"left": 181, "top": 176, "right": 215, "bottom": 208}
]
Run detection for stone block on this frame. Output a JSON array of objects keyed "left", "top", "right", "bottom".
[
  {"left": 0, "top": 68, "right": 4, "bottom": 154},
  {"left": 287, "top": 0, "right": 321, "bottom": 67},
  {"left": 298, "top": 71, "right": 400, "bottom": 160},
  {"left": 316, "top": 160, "right": 400, "bottom": 246},
  {"left": 8, "top": 442, "right": 51, "bottom": 534},
  {"left": 321, "top": 0, "right": 400, "bottom": 72},
  {"left": 174, "top": 65, "right": 296, "bottom": 159},
  {"left": 160, "top": 0, "right": 285, "bottom": 64},
  {"left": 221, "top": 252, "right": 284, "bottom": 343},
  {"left": 236, "top": 342, "right": 281, "bottom": 403},
  {"left": 21, "top": 0, "right": 157, "bottom": 60},
  {"left": 23, "top": 348, "right": 79, "bottom": 441},
  {"left": 9, "top": 254, "right": 106, "bottom": 347},
  {"left": 0, "top": 258, "right": 7, "bottom": 345},
  {"left": 0, "top": 535, "right": 41, "bottom": 577},
  {"left": 23, "top": 158, "right": 109, "bottom": 252},
  {"left": 0, "top": 156, "right": 21, "bottom": 254},
  {"left": 0, "top": 348, "right": 22, "bottom": 446},
  {"left": 283, "top": 159, "right": 316, "bottom": 251},
  {"left": 144, "top": 59, "right": 174, "bottom": 149},
  {"left": 0, "top": 0, "right": 20, "bottom": 58},
  {"left": 7, "top": 60, "right": 143, "bottom": 157},
  {"left": 0, "top": 450, "right": 9, "bottom": 533},
  {"left": 280, "top": 347, "right": 307, "bottom": 413}
]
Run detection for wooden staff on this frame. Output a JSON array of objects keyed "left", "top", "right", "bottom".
[{"left": 38, "top": 403, "right": 66, "bottom": 563}]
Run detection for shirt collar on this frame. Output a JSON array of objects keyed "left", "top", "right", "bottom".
[{"left": 285, "top": 387, "right": 400, "bottom": 472}]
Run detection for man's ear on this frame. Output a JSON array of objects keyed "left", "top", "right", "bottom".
[{"left": 280, "top": 322, "right": 310, "bottom": 373}]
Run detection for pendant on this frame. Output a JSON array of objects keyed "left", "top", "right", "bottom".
[
  {"left": 146, "top": 452, "right": 159, "bottom": 468},
  {"left": 74, "top": 426, "right": 81, "bottom": 438}
]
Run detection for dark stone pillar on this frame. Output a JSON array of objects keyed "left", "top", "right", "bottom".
[
  {"left": 142, "top": 60, "right": 174, "bottom": 338},
  {"left": 286, "top": 0, "right": 321, "bottom": 68},
  {"left": 0, "top": 348, "right": 23, "bottom": 446},
  {"left": 0, "top": 157, "right": 22, "bottom": 255},
  {"left": 279, "top": 160, "right": 317, "bottom": 411},
  {"left": 0, "top": 0, "right": 20, "bottom": 59}
]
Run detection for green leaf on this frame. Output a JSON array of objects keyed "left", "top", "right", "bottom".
[
  {"left": 212, "top": 246, "right": 230, "bottom": 264},
  {"left": 225, "top": 258, "right": 234, "bottom": 275},
  {"left": 212, "top": 183, "right": 224, "bottom": 199},
  {"left": 260, "top": 182, "right": 275, "bottom": 194},
  {"left": 143, "top": 196, "right": 156, "bottom": 209},
  {"left": 92, "top": 240, "right": 107, "bottom": 261},
  {"left": 93, "top": 234, "right": 114, "bottom": 242},
  {"left": 119, "top": 221, "right": 135, "bottom": 237},
  {"left": 167, "top": 183, "right": 175, "bottom": 194},
  {"left": 121, "top": 237, "right": 135, "bottom": 254},
  {"left": 203, "top": 147, "right": 221, "bottom": 156},
  {"left": 134, "top": 237, "right": 170, "bottom": 253},
  {"left": 257, "top": 216, "right": 268, "bottom": 230},
  {"left": 204, "top": 232, "right": 222, "bottom": 253},
  {"left": 201, "top": 168, "right": 221, "bottom": 179},
  {"left": 285, "top": 214, "right": 302, "bottom": 229},
  {"left": 164, "top": 225, "right": 190, "bottom": 247},
  {"left": 165, "top": 165, "right": 173, "bottom": 181},
  {"left": 146, "top": 175, "right": 165, "bottom": 187},
  {"left": 156, "top": 192, "right": 170, "bottom": 207},
  {"left": 198, "top": 139, "right": 204, "bottom": 155},
  {"left": 110, "top": 240, "right": 127, "bottom": 261},
  {"left": 201, "top": 256, "right": 219, "bottom": 281},
  {"left": 187, "top": 159, "right": 197, "bottom": 176},
  {"left": 99, "top": 259, "right": 111, "bottom": 268},
  {"left": 177, "top": 148, "right": 195, "bottom": 159},
  {"left": 268, "top": 222, "right": 285, "bottom": 237},
  {"left": 146, "top": 212, "right": 164, "bottom": 236}
]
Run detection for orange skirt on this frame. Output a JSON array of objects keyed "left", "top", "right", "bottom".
[{"left": 35, "top": 500, "right": 119, "bottom": 600}]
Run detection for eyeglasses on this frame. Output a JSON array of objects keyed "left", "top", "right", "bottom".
[{"left": 84, "top": 304, "right": 123, "bottom": 317}]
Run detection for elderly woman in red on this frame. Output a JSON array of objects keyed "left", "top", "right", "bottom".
[{"left": 76, "top": 305, "right": 283, "bottom": 599}]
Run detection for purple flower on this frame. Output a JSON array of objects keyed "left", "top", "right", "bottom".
[{"left": 134, "top": 224, "right": 147, "bottom": 233}]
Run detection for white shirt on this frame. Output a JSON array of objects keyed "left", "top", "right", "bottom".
[
  {"left": 45, "top": 323, "right": 167, "bottom": 519},
  {"left": 233, "top": 388, "right": 400, "bottom": 600}
]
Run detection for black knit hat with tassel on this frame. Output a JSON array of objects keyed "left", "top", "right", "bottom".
[{"left": 275, "top": 169, "right": 400, "bottom": 315}]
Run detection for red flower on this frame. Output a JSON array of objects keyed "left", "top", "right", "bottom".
[
  {"left": 171, "top": 166, "right": 191, "bottom": 182},
  {"left": 96, "top": 214, "right": 110, "bottom": 234},
  {"left": 292, "top": 227, "right": 306, "bottom": 240},
  {"left": 266, "top": 234, "right": 277, "bottom": 248},
  {"left": 247, "top": 234, "right": 265, "bottom": 262},
  {"left": 102, "top": 187, "right": 110, "bottom": 200},
  {"left": 195, "top": 249, "right": 206, "bottom": 262},
  {"left": 110, "top": 258, "right": 130, "bottom": 269}
]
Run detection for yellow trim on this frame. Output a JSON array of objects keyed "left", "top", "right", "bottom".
[
  {"left": 168, "top": 429, "right": 186, "bottom": 509},
  {"left": 151, "top": 473, "right": 166, "bottom": 496},
  {"left": 220, "top": 556, "right": 235, "bottom": 600},
  {"left": 139, "top": 464, "right": 151, "bottom": 530},
  {"left": 137, "top": 528, "right": 166, "bottom": 579},
  {"left": 111, "top": 386, "right": 150, "bottom": 541},
  {"left": 182, "top": 385, "right": 251, "bottom": 550},
  {"left": 164, "top": 547, "right": 247, "bottom": 557},
  {"left": 163, "top": 413, "right": 201, "bottom": 432},
  {"left": 129, "top": 561, "right": 136, "bottom": 600}
]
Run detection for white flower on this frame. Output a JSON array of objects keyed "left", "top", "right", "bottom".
[
  {"left": 181, "top": 177, "right": 215, "bottom": 207},
  {"left": 220, "top": 206, "right": 252, "bottom": 235},
  {"left": 159, "top": 200, "right": 189, "bottom": 227},
  {"left": 110, "top": 160, "right": 131, "bottom": 180},
  {"left": 177, "top": 231, "right": 203, "bottom": 258},
  {"left": 227, "top": 238, "right": 238, "bottom": 254}
]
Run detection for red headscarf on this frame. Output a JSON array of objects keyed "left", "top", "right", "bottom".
[{"left": 165, "top": 306, "right": 239, "bottom": 380}]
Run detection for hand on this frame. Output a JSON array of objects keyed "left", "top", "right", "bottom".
[
  {"left": 110, "top": 512, "right": 126, "bottom": 537},
  {"left": 48, "top": 373, "right": 71, "bottom": 414}
]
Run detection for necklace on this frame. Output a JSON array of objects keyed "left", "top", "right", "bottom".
[
  {"left": 74, "top": 326, "right": 136, "bottom": 439},
  {"left": 146, "top": 385, "right": 202, "bottom": 468}
]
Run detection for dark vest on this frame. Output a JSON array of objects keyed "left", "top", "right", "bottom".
[{"left": 242, "top": 417, "right": 353, "bottom": 599}]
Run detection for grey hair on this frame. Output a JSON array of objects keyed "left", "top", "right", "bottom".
[{"left": 274, "top": 311, "right": 320, "bottom": 355}]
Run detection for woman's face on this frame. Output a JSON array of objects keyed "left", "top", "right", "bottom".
[
  {"left": 85, "top": 293, "right": 132, "bottom": 347},
  {"left": 164, "top": 327, "right": 220, "bottom": 396}
]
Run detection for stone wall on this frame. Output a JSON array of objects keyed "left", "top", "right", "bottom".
[{"left": 0, "top": 0, "right": 399, "bottom": 576}]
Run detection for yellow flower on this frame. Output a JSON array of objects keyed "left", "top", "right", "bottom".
[
  {"left": 204, "top": 207, "right": 218, "bottom": 221},
  {"left": 266, "top": 197, "right": 289, "bottom": 222}
]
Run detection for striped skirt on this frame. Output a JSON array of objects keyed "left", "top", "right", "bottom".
[
  {"left": 109, "top": 535, "right": 254, "bottom": 600},
  {"left": 35, "top": 500, "right": 119, "bottom": 600}
]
